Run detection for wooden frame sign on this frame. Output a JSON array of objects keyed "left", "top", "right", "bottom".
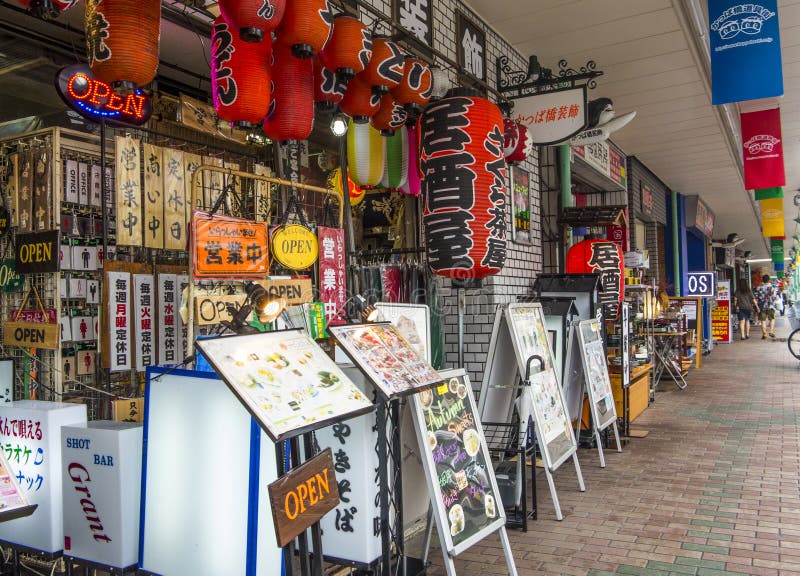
[
  {"left": 268, "top": 448, "right": 339, "bottom": 547},
  {"left": 3, "top": 286, "right": 59, "bottom": 349}
]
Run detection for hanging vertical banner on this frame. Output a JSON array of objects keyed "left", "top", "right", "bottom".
[
  {"left": 77, "top": 161, "right": 88, "bottom": 206},
  {"left": 203, "top": 156, "right": 224, "bottom": 210},
  {"left": 770, "top": 238, "right": 784, "bottom": 262},
  {"left": 157, "top": 274, "right": 178, "bottom": 366},
  {"left": 32, "top": 146, "right": 52, "bottom": 231},
  {"left": 318, "top": 227, "right": 347, "bottom": 326},
  {"left": 143, "top": 143, "right": 164, "bottom": 249},
  {"left": 176, "top": 274, "right": 189, "bottom": 363},
  {"left": 710, "top": 0, "right": 783, "bottom": 104},
  {"left": 760, "top": 196, "right": 785, "bottom": 237},
  {"left": 133, "top": 274, "right": 155, "bottom": 372},
  {"left": 7, "top": 153, "right": 18, "bottom": 228},
  {"left": 754, "top": 187, "right": 782, "bottom": 200},
  {"left": 116, "top": 136, "right": 142, "bottom": 246},
  {"left": 711, "top": 280, "right": 732, "bottom": 343},
  {"left": 18, "top": 149, "right": 33, "bottom": 233},
  {"left": 183, "top": 153, "right": 202, "bottom": 228},
  {"left": 65, "top": 159, "right": 79, "bottom": 204},
  {"left": 90, "top": 164, "right": 102, "bottom": 208},
  {"left": 163, "top": 149, "right": 186, "bottom": 250},
  {"left": 253, "top": 164, "right": 272, "bottom": 222},
  {"left": 741, "top": 108, "right": 785, "bottom": 190},
  {"left": 108, "top": 271, "right": 132, "bottom": 371}
]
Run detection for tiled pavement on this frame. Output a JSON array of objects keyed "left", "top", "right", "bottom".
[{"left": 425, "top": 318, "right": 800, "bottom": 575}]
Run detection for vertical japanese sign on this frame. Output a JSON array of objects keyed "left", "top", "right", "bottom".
[
  {"left": 393, "top": 0, "right": 432, "bottom": 48},
  {"left": 133, "top": 274, "right": 155, "bottom": 372},
  {"left": 711, "top": 280, "right": 732, "bottom": 343},
  {"left": 7, "top": 153, "right": 18, "bottom": 228},
  {"left": 163, "top": 149, "right": 186, "bottom": 250},
  {"left": 158, "top": 274, "right": 178, "bottom": 366},
  {"left": 90, "top": 164, "right": 102, "bottom": 208},
  {"left": 108, "top": 271, "right": 131, "bottom": 371},
  {"left": 143, "top": 143, "right": 164, "bottom": 249},
  {"left": 511, "top": 167, "right": 531, "bottom": 244},
  {"left": 710, "top": 0, "right": 783, "bottom": 104},
  {"left": 65, "top": 159, "right": 79, "bottom": 203},
  {"left": 457, "top": 12, "right": 485, "bottom": 81},
  {"left": 203, "top": 156, "right": 224, "bottom": 210},
  {"left": 32, "top": 146, "right": 52, "bottom": 231},
  {"left": 115, "top": 136, "right": 142, "bottom": 246},
  {"left": 18, "top": 149, "right": 33, "bottom": 233},
  {"left": 184, "top": 153, "right": 203, "bottom": 224},
  {"left": 253, "top": 164, "right": 271, "bottom": 222},
  {"left": 319, "top": 227, "right": 347, "bottom": 326},
  {"left": 77, "top": 161, "right": 88, "bottom": 206},
  {"left": 176, "top": 274, "right": 189, "bottom": 363},
  {"left": 741, "top": 108, "right": 785, "bottom": 190}
]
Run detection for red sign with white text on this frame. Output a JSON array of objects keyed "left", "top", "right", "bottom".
[
  {"left": 318, "top": 227, "right": 347, "bottom": 326},
  {"left": 741, "top": 108, "right": 785, "bottom": 190}
]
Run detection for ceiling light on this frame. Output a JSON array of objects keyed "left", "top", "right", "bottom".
[{"left": 746, "top": 258, "right": 771, "bottom": 263}]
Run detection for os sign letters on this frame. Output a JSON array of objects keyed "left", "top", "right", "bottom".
[{"left": 686, "top": 272, "right": 716, "bottom": 298}]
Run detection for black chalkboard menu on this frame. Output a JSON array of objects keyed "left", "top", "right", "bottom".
[{"left": 411, "top": 369, "right": 506, "bottom": 554}]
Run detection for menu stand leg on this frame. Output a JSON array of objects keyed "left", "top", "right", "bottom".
[
  {"left": 594, "top": 427, "right": 606, "bottom": 468},
  {"left": 572, "top": 453, "right": 586, "bottom": 492},
  {"left": 421, "top": 504, "right": 434, "bottom": 566},
  {"left": 544, "top": 467, "right": 562, "bottom": 521},
  {"left": 498, "top": 527, "right": 518, "bottom": 576},
  {"left": 612, "top": 422, "right": 622, "bottom": 453}
]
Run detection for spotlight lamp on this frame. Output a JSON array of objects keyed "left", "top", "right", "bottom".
[
  {"left": 362, "top": 305, "right": 385, "bottom": 323},
  {"left": 245, "top": 283, "right": 287, "bottom": 324},
  {"left": 330, "top": 111, "right": 349, "bottom": 137}
]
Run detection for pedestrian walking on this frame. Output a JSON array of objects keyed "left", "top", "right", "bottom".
[
  {"left": 753, "top": 274, "right": 777, "bottom": 339},
  {"left": 733, "top": 280, "right": 756, "bottom": 340}
]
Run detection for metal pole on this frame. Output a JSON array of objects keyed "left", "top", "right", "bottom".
[
  {"left": 457, "top": 287, "right": 465, "bottom": 369},
  {"left": 376, "top": 401, "right": 391, "bottom": 576},
  {"left": 100, "top": 120, "right": 112, "bottom": 418},
  {"left": 671, "top": 190, "right": 681, "bottom": 296},
  {"left": 289, "top": 437, "right": 311, "bottom": 576},
  {"left": 338, "top": 137, "right": 359, "bottom": 308},
  {"left": 302, "top": 433, "right": 324, "bottom": 576},
  {"left": 277, "top": 443, "right": 294, "bottom": 576},
  {"left": 558, "top": 144, "right": 572, "bottom": 272}
]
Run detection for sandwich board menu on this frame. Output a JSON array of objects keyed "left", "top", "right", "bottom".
[
  {"left": 329, "top": 323, "right": 443, "bottom": 399},
  {"left": 196, "top": 330, "right": 374, "bottom": 442},
  {"left": 411, "top": 369, "right": 517, "bottom": 576},
  {"left": 576, "top": 319, "right": 622, "bottom": 467}
]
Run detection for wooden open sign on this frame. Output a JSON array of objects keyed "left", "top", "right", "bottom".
[
  {"left": 268, "top": 448, "right": 339, "bottom": 548},
  {"left": 2, "top": 285, "right": 59, "bottom": 350}
]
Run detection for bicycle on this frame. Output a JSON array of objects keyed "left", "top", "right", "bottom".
[{"left": 789, "top": 310, "right": 800, "bottom": 360}]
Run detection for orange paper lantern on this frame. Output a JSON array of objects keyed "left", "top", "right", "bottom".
[
  {"left": 276, "top": 0, "right": 333, "bottom": 58},
  {"left": 360, "top": 37, "right": 405, "bottom": 94},
  {"left": 219, "top": 0, "right": 285, "bottom": 42},
  {"left": 340, "top": 75, "right": 380, "bottom": 123},
  {"left": 319, "top": 14, "right": 372, "bottom": 80},
  {"left": 391, "top": 57, "right": 432, "bottom": 116},
  {"left": 263, "top": 42, "right": 314, "bottom": 142},
  {"left": 370, "top": 93, "right": 407, "bottom": 135},
  {"left": 85, "top": 0, "right": 161, "bottom": 90}
]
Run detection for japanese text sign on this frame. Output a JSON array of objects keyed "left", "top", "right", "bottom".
[
  {"left": 710, "top": 0, "right": 783, "bottom": 104},
  {"left": 514, "top": 86, "right": 587, "bottom": 146},
  {"left": 108, "top": 271, "right": 131, "bottom": 371},
  {"left": 192, "top": 211, "right": 269, "bottom": 280},
  {"left": 318, "top": 227, "right": 347, "bottom": 326},
  {"left": 457, "top": 12, "right": 485, "bottom": 81},
  {"left": 741, "top": 108, "right": 785, "bottom": 190},
  {"left": 393, "top": 0, "right": 432, "bottom": 48},
  {"left": 711, "top": 281, "right": 732, "bottom": 343},
  {"left": 133, "top": 275, "right": 155, "bottom": 372}
]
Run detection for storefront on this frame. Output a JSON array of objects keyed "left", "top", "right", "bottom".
[{"left": 626, "top": 156, "right": 669, "bottom": 291}]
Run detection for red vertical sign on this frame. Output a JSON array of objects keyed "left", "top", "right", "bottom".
[
  {"left": 741, "top": 108, "right": 785, "bottom": 190},
  {"left": 318, "top": 227, "right": 347, "bottom": 327}
]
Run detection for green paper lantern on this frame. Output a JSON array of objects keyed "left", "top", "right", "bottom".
[{"left": 380, "top": 125, "right": 409, "bottom": 190}]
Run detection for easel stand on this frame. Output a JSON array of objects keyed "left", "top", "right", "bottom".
[{"left": 573, "top": 395, "right": 622, "bottom": 469}]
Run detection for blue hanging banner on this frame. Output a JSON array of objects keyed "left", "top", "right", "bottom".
[{"left": 709, "top": 0, "right": 784, "bottom": 104}]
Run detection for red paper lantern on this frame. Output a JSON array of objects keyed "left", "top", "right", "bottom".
[
  {"left": 565, "top": 239, "right": 625, "bottom": 318},
  {"left": 212, "top": 18, "right": 272, "bottom": 127},
  {"left": 360, "top": 37, "right": 405, "bottom": 94},
  {"left": 371, "top": 93, "right": 407, "bottom": 135},
  {"left": 219, "top": 0, "right": 285, "bottom": 42},
  {"left": 419, "top": 92, "right": 507, "bottom": 280},
  {"left": 275, "top": 0, "right": 333, "bottom": 58},
  {"left": 340, "top": 76, "right": 380, "bottom": 124},
  {"left": 505, "top": 121, "right": 531, "bottom": 165},
  {"left": 85, "top": 0, "right": 161, "bottom": 90},
  {"left": 391, "top": 57, "right": 432, "bottom": 115},
  {"left": 319, "top": 15, "right": 372, "bottom": 80},
  {"left": 313, "top": 55, "right": 346, "bottom": 110},
  {"left": 263, "top": 42, "right": 314, "bottom": 142}
]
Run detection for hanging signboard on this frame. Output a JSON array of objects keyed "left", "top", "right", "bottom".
[
  {"left": 142, "top": 143, "right": 164, "bottom": 250},
  {"left": 133, "top": 274, "right": 156, "bottom": 372},
  {"left": 191, "top": 211, "right": 269, "bottom": 280},
  {"left": 760, "top": 196, "right": 785, "bottom": 238},
  {"left": 195, "top": 330, "right": 373, "bottom": 442},
  {"left": 709, "top": 0, "right": 783, "bottom": 104},
  {"left": 163, "top": 149, "right": 187, "bottom": 251},
  {"left": 711, "top": 280, "right": 732, "bottom": 343},
  {"left": 108, "top": 271, "right": 132, "bottom": 371},
  {"left": 14, "top": 230, "right": 60, "bottom": 274},
  {"left": 411, "top": 369, "right": 517, "bottom": 571},
  {"left": 0, "top": 260, "right": 24, "bottom": 292},
  {"left": 771, "top": 238, "right": 784, "bottom": 263},
  {"left": 268, "top": 448, "right": 340, "bottom": 548},
  {"left": 514, "top": 86, "right": 587, "bottom": 146},
  {"left": 271, "top": 225, "right": 319, "bottom": 271},
  {"left": 157, "top": 274, "right": 178, "bottom": 366},
  {"left": 318, "top": 227, "right": 347, "bottom": 327},
  {"left": 3, "top": 286, "right": 59, "bottom": 349},
  {"left": 686, "top": 272, "right": 717, "bottom": 298},
  {"left": 329, "top": 323, "right": 443, "bottom": 399},
  {"left": 741, "top": 108, "right": 785, "bottom": 190},
  {"left": 116, "top": 136, "right": 143, "bottom": 246}
]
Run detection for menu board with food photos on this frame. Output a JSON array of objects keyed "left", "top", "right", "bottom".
[
  {"left": 411, "top": 369, "right": 517, "bottom": 570},
  {"left": 577, "top": 319, "right": 617, "bottom": 432},
  {"left": 196, "top": 330, "right": 374, "bottom": 442},
  {"left": 0, "top": 450, "right": 37, "bottom": 522},
  {"left": 329, "top": 323, "right": 443, "bottom": 399}
]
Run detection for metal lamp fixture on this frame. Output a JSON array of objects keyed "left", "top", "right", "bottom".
[
  {"left": 330, "top": 110, "right": 349, "bottom": 137},
  {"left": 245, "top": 283, "right": 286, "bottom": 324}
]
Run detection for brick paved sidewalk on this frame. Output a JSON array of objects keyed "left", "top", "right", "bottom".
[{"left": 425, "top": 317, "right": 800, "bottom": 576}]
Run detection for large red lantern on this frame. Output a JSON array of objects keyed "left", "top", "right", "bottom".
[
  {"left": 391, "top": 57, "right": 432, "bottom": 116},
  {"left": 275, "top": 0, "right": 333, "bottom": 58},
  {"left": 566, "top": 239, "right": 625, "bottom": 318},
  {"left": 319, "top": 15, "right": 372, "bottom": 80},
  {"left": 263, "top": 42, "right": 314, "bottom": 142},
  {"left": 371, "top": 93, "right": 407, "bottom": 135},
  {"left": 85, "top": 0, "right": 161, "bottom": 90},
  {"left": 340, "top": 76, "right": 380, "bottom": 123},
  {"left": 219, "top": 0, "right": 285, "bottom": 42},
  {"left": 360, "top": 37, "right": 405, "bottom": 94},
  {"left": 313, "top": 55, "right": 346, "bottom": 110},
  {"left": 212, "top": 18, "right": 272, "bottom": 127},
  {"left": 419, "top": 92, "right": 507, "bottom": 279}
]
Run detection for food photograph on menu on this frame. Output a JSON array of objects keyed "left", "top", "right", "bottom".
[
  {"left": 413, "top": 371, "right": 504, "bottom": 549},
  {"left": 196, "top": 331, "right": 374, "bottom": 441},
  {"left": 329, "top": 323, "right": 443, "bottom": 398}
]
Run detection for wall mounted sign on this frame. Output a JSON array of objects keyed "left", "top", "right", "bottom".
[
  {"left": 116, "top": 136, "right": 143, "bottom": 246},
  {"left": 684, "top": 195, "right": 715, "bottom": 238},
  {"left": 511, "top": 167, "right": 532, "bottom": 245},
  {"left": 192, "top": 211, "right": 269, "bottom": 280},
  {"left": 268, "top": 448, "right": 339, "bottom": 548},
  {"left": 318, "top": 227, "right": 347, "bottom": 327},
  {"left": 605, "top": 225, "right": 628, "bottom": 252},
  {"left": 392, "top": 0, "right": 433, "bottom": 49},
  {"left": 55, "top": 64, "right": 152, "bottom": 126},
  {"left": 514, "top": 86, "right": 587, "bottom": 146},
  {"left": 641, "top": 183, "right": 654, "bottom": 218},
  {"left": 271, "top": 225, "right": 319, "bottom": 271},
  {"left": 710, "top": 0, "right": 783, "bottom": 104},
  {"left": 108, "top": 271, "right": 131, "bottom": 371},
  {"left": 14, "top": 230, "right": 60, "bottom": 274},
  {"left": 133, "top": 274, "right": 155, "bottom": 372},
  {"left": 0, "top": 260, "right": 24, "bottom": 292},
  {"left": 711, "top": 281, "right": 732, "bottom": 343},
  {"left": 456, "top": 12, "right": 486, "bottom": 81},
  {"left": 686, "top": 272, "right": 717, "bottom": 298},
  {"left": 741, "top": 107, "right": 785, "bottom": 190},
  {"left": 573, "top": 140, "right": 627, "bottom": 189}
]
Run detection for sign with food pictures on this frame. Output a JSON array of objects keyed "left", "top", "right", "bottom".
[
  {"left": 411, "top": 369, "right": 506, "bottom": 555},
  {"left": 329, "top": 323, "right": 443, "bottom": 399},
  {"left": 191, "top": 211, "right": 269, "bottom": 280},
  {"left": 268, "top": 448, "right": 340, "bottom": 548},
  {"left": 576, "top": 319, "right": 617, "bottom": 431},
  {"left": 195, "top": 330, "right": 374, "bottom": 442}
]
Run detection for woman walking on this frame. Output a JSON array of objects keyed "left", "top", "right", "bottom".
[{"left": 734, "top": 280, "right": 757, "bottom": 340}]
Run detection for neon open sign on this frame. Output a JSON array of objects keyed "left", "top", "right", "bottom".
[{"left": 55, "top": 64, "right": 152, "bottom": 126}]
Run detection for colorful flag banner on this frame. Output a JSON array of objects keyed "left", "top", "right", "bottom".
[
  {"left": 754, "top": 187, "right": 782, "bottom": 200},
  {"left": 760, "top": 197, "right": 785, "bottom": 238},
  {"left": 741, "top": 108, "right": 785, "bottom": 190},
  {"left": 770, "top": 238, "right": 784, "bottom": 263}
]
